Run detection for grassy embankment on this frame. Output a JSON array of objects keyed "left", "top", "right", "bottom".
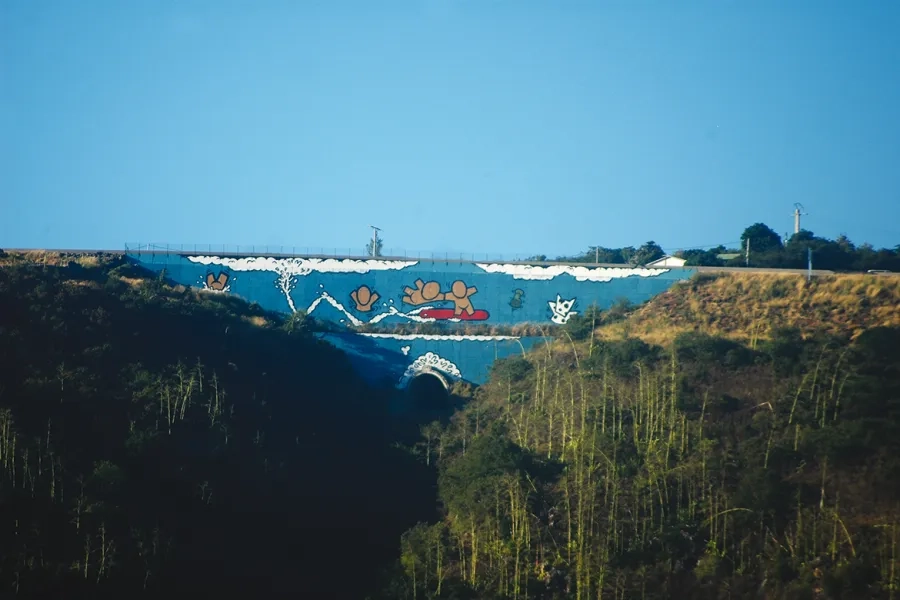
[{"left": 374, "top": 270, "right": 900, "bottom": 600}]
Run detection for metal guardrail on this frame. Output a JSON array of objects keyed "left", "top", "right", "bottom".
[
  {"left": 5, "top": 244, "right": 898, "bottom": 277},
  {"left": 122, "top": 243, "right": 556, "bottom": 263}
]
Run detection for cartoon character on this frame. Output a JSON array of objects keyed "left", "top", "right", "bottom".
[
  {"left": 548, "top": 294, "right": 577, "bottom": 324},
  {"left": 404, "top": 279, "right": 489, "bottom": 320},
  {"left": 402, "top": 279, "right": 444, "bottom": 306},
  {"left": 509, "top": 289, "right": 525, "bottom": 310},
  {"left": 350, "top": 285, "right": 380, "bottom": 312},
  {"left": 206, "top": 272, "right": 229, "bottom": 291},
  {"left": 444, "top": 280, "right": 478, "bottom": 316}
]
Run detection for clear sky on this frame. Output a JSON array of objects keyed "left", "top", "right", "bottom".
[{"left": 2, "top": 0, "right": 899, "bottom": 258}]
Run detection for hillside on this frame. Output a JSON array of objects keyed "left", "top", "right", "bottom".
[
  {"left": 0, "top": 254, "right": 436, "bottom": 599},
  {"left": 596, "top": 272, "right": 900, "bottom": 346},
  {"left": 375, "top": 274, "right": 900, "bottom": 599},
  {"left": 5, "top": 252, "right": 900, "bottom": 599}
]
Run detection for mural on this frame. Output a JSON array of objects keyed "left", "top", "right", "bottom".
[
  {"left": 350, "top": 285, "right": 380, "bottom": 312},
  {"left": 473, "top": 262, "right": 669, "bottom": 282},
  {"left": 127, "top": 252, "right": 695, "bottom": 386},
  {"left": 318, "top": 332, "right": 536, "bottom": 387},
  {"left": 402, "top": 279, "right": 443, "bottom": 306},
  {"left": 509, "top": 289, "right": 525, "bottom": 310},
  {"left": 441, "top": 280, "right": 480, "bottom": 318},
  {"left": 548, "top": 294, "right": 578, "bottom": 325},
  {"left": 204, "top": 271, "right": 230, "bottom": 292},
  {"left": 402, "top": 279, "right": 487, "bottom": 320},
  {"left": 399, "top": 352, "right": 463, "bottom": 388}
]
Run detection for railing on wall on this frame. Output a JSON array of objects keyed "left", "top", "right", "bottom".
[
  {"left": 120, "top": 243, "right": 846, "bottom": 275},
  {"left": 1, "top": 244, "right": 851, "bottom": 276},
  {"left": 124, "top": 243, "right": 561, "bottom": 264}
]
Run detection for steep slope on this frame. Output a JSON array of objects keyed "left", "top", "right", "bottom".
[
  {"left": 597, "top": 272, "right": 900, "bottom": 346},
  {"left": 377, "top": 274, "right": 900, "bottom": 599},
  {"left": 0, "top": 256, "right": 435, "bottom": 599}
]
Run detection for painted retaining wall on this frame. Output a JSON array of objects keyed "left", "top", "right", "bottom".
[{"left": 127, "top": 252, "right": 695, "bottom": 386}]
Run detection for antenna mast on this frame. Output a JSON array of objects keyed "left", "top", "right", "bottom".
[
  {"left": 368, "top": 225, "right": 381, "bottom": 257},
  {"left": 792, "top": 203, "right": 808, "bottom": 234}
]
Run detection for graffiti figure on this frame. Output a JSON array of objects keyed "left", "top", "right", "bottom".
[
  {"left": 350, "top": 285, "right": 380, "bottom": 312},
  {"left": 548, "top": 294, "right": 577, "bottom": 324},
  {"left": 444, "top": 280, "right": 478, "bottom": 316},
  {"left": 402, "top": 279, "right": 444, "bottom": 306},
  {"left": 402, "top": 278, "right": 488, "bottom": 320},
  {"left": 509, "top": 289, "right": 525, "bottom": 310},
  {"left": 205, "top": 272, "right": 229, "bottom": 291}
]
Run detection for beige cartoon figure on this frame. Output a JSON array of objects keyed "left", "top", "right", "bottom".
[
  {"left": 351, "top": 285, "right": 380, "bottom": 312},
  {"left": 206, "top": 272, "right": 229, "bottom": 291},
  {"left": 402, "top": 279, "right": 444, "bottom": 306},
  {"left": 445, "top": 280, "right": 478, "bottom": 316}
]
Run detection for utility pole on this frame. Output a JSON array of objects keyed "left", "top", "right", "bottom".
[
  {"left": 595, "top": 246, "right": 599, "bottom": 264},
  {"left": 792, "top": 203, "right": 807, "bottom": 234},
  {"left": 807, "top": 247, "right": 812, "bottom": 282},
  {"left": 745, "top": 237, "right": 750, "bottom": 267},
  {"left": 368, "top": 225, "right": 381, "bottom": 257}
]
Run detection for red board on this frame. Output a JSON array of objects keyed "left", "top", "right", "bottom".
[{"left": 419, "top": 309, "right": 490, "bottom": 321}]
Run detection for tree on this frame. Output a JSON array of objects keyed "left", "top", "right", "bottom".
[
  {"left": 681, "top": 248, "right": 724, "bottom": 267},
  {"left": 367, "top": 231, "right": 384, "bottom": 257},
  {"left": 592, "top": 246, "right": 629, "bottom": 264},
  {"left": 630, "top": 241, "right": 665, "bottom": 266},
  {"left": 282, "top": 309, "right": 312, "bottom": 336},
  {"left": 741, "top": 223, "right": 783, "bottom": 253}
]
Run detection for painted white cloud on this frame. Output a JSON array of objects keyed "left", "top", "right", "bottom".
[
  {"left": 474, "top": 263, "right": 669, "bottom": 282},
  {"left": 187, "top": 255, "right": 418, "bottom": 275}
]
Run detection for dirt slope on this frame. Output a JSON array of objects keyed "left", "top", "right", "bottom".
[{"left": 598, "top": 271, "right": 900, "bottom": 346}]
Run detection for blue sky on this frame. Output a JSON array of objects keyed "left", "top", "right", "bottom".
[{"left": 2, "top": 0, "right": 899, "bottom": 258}]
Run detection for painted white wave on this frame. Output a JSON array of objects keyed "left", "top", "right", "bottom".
[
  {"left": 359, "top": 333, "right": 520, "bottom": 341},
  {"left": 399, "top": 352, "right": 463, "bottom": 387},
  {"left": 474, "top": 263, "right": 669, "bottom": 282},
  {"left": 306, "top": 295, "right": 444, "bottom": 326},
  {"left": 307, "top": 292, "right": 362, "bottom": 326},
  {"left": 186, "top": 255, "right": 418, "bottom": 275},
  {"left": 367, "top": 305, "right": 437, "bottom": 324},
  {"left": 198, "top": 276, "right": 231, "bottom": 294}
]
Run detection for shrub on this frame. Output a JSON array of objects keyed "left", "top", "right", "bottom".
[
  {"left": 674, "top": 331, "right": 754, "bottom": 368},
  {"left": 489, "top": 356, "right": 533, "bottom": 383}
]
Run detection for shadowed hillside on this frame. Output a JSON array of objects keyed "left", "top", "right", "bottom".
[{"left": 0, "top": 254, "right": 437, "bottom": 599}]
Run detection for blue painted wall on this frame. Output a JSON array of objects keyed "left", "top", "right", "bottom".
[
  {"left": 315, "top": 332, "right": 546, "bottom": 389},
  {"left": 127, "top": 252, "right": 694, "bottom": 386}
]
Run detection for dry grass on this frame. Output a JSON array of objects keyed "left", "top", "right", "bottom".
[
  {"left": 242, "top": 315, "right": 270, "bottom": 328},
  {"left": 75, "top": 255, "right": 100, "bottom": 268},
  {"left": 118, "top": 277, "right": 145, "bottom": 288},
  {"left": 0, "top": 251, "right": 122, "bottom": 268},
  {"left": 598, "top": 272, "right": 900, "bottom": 346},
  {"left": 63, "top": 280, "right": 101, "bottom": 290}
]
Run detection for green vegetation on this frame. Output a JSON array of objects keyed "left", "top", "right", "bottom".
[
  {"left": 555, "top": 223, "right": 900, "bottom": 272},
  {"left": 372, "top": 271, "right": 900, "bottom": 599},
  {"left": 3, "top": 251, "right": 899, "bottom": 599},
  {"left": 377, "top": 324, "right": 900, "bottom": 599},
  {"left": 0, "top": 255, "right": 436, "bottom": 598}
]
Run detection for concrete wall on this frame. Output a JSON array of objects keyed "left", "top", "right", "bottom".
[{"left": 127, "top": 252, "right": 695, "bottom": 386}]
